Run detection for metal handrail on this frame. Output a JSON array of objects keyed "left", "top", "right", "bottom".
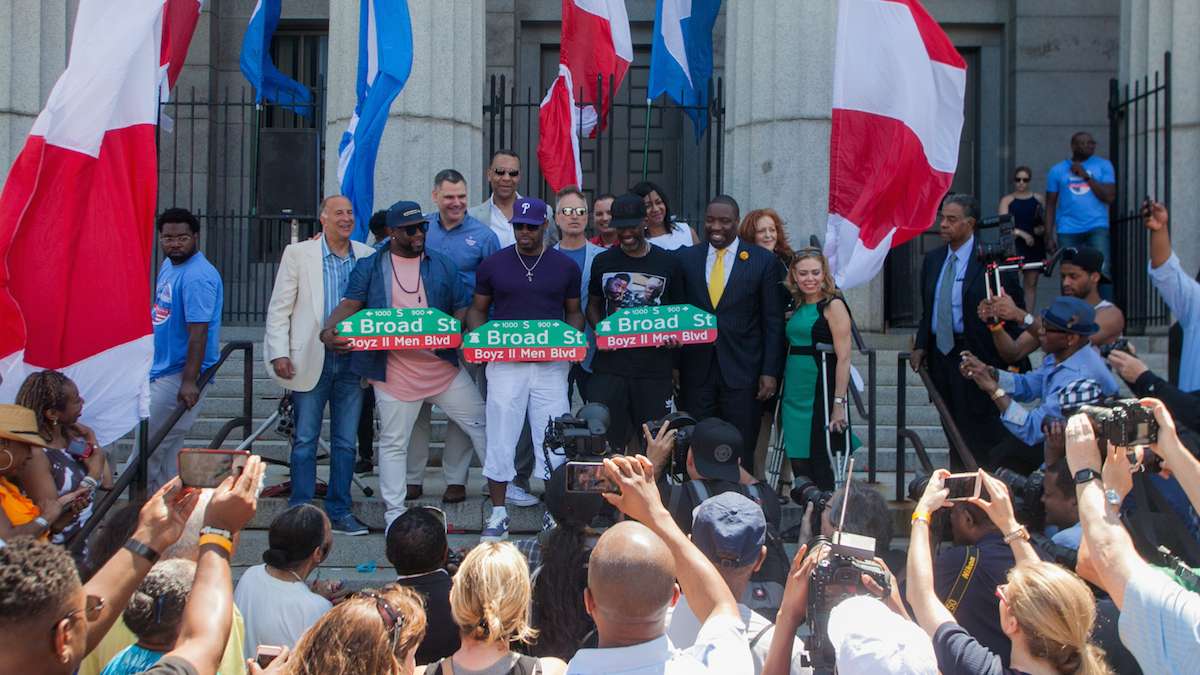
[
  {"left": 67, "top": 341, "right": 255, "bottom": 553},
  {"left": 894, "top": 351, "right": 981, "bottom": 501}
]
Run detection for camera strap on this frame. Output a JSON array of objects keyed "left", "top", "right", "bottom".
[{"left": 944, "top": 546, "right": 980, "bottom": 615}]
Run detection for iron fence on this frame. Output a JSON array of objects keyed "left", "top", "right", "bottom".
[{"left": 1109, "top": 51, "right": 1171, "bottom": 333}]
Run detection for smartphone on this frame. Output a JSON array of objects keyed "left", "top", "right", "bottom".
[
  {"left": 66, "top": 438, "right": 94, "bottom": 460},
  {"left": 944, "top": 472, "right": 981, "bottom": 502},
  {"left": 178, "top": 449, "right": 251, "bottom": 489},
  {"left": 255, "top": 645, "right": 283, "bottom": 668},
  {"left": 565, "top": 461, "right": 617, "bottom": 494}
]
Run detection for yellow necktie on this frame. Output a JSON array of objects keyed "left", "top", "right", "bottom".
[{"left": 709, "top": 248, "right": 727, "bottom": 308}]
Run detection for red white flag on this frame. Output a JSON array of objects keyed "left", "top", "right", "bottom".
[
  {"left": 159, "top": 0, "right": 204, "bottom": 100},
  {"left": 824, "top": 0, "right": 966, "bottom": 289},
  {"left": 0, "top": 0, "right": 173, "bottom": 444},
  {"left": 538, "top": 0, "right": 633, "bottom": 192}
]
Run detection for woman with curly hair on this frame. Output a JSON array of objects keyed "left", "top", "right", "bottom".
[{"left": 738, "top": 208, "right": 794, "bottom": 267}]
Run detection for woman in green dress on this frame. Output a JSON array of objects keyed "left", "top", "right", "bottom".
[{"left": 781, "top": 248, "right": 854, "bottom": 491}]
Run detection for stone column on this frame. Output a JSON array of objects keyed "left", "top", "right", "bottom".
[
  {"left": 0, "top": 1, "right": 68, "bottom": 185},
  {"left": 324, "top": 0, "right": 485, "bottom": 212},
  {"left": 723, "top": 0, "right": 884, "bottom": 328}
]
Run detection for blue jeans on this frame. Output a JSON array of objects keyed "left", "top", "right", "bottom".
[
  {"left": 289, "top": 352, "right": 363, "bottom": 519},
  {"left": 1058, "top": 228, "right": 1113, "bottom": 300}
]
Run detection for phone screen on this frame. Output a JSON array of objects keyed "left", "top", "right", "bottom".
[
  {"left": 178, "top": 450, "right": 250, "bottom": 489},
  {"left": 565, "top": 462, "right": 617, "bottom": 494},
  {"left": 944, "top": 472, "right": 978, "bottom": 501},
  {"left": 256, "top": 645, "right": 282, "bottom": 668},
  {"left": 66, "top": 438, "right": 91, "bottom": 459}
]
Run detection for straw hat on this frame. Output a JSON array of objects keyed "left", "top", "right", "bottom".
[{"left": 0, "top": 404, "right": 43, "bottom": 445}]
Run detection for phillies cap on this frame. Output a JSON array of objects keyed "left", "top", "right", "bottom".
[
  {"left": 691, "top": 492, "right": 766, "bottom": 569},
  {"left": 385, "top": 200, "right": 428, "bottom": 228},
  {"left": 609, "top": 193, "right": 647, "bottom": 229},
  {"left": 510, "top": 197, "right": 549, "bottom": 226},
  {"left": 827, "top": 596, "right": 938, "bottom": 674},
  {"left": 690, "top": 417, "right": 743, "bottom": 484}
]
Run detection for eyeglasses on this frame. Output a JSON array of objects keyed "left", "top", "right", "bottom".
[
  {"left": 492, "top": 168, "right": 520, "bottom": 177},
  {"left": 354, "top": 589, "right": 404, "bottom": 645},
  {"left": 160, "top": 233, "right": 194, "bottom": 243},
  {"left": 58, "top": 595, "right": 104, "bottom": 633},
  {"left": 512, "top": 222, "right": 542, "bottom": 231},
  {"left": 558, "top": 207, "right": 588, "bottom": 216},
  {"left": 1014, "top": 176, "right": 1031, "bottom": 183},
  {"left": 412, "top": 505, "right": 448, "bottom": 532},
  {"left": 391, "top": 222, "right": 429, "bottom": 237}
]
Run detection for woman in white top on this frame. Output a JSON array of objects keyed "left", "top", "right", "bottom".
[
  {"left": 234, "top": 504, "right": 339, "bottom": 658},
  {"left": 632, "top": 181, "right": 698, "bottom": 250}
]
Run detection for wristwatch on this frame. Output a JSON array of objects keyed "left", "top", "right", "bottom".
[
  {"left": 1074, "top": 468, "right": 1102, "bottom": 485},
  {"left": 1104, "top": 488, "right": 1123, "bottom": 507},
  {"left": 990, "top": 388, "right": 1007, "bottom": 401},
  {"left": 1022, "top": 313, "right": 1035, "bottom": 329}
]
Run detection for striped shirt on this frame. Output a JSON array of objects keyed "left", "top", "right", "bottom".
[{"left": 321, "top": 235, "right": 358, "bottom": 321}]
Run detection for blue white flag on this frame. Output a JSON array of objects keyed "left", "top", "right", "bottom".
[
  {"left": 239, "top": 0, "right": 313, "bottom": 115},
  {"left": 337, "top": 0, "right": 414, "bottom": 241},
  {"left": 647, "top": 0, "right": 721, "bottom": 141}
]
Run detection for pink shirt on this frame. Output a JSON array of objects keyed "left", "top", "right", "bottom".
[{"left": 371, "top": 254, "right": 458, "bottom": 401}]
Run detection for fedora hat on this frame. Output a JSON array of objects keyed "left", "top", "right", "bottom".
[{"left": 0, "top": 404, "right": 43, "bottom": 445}]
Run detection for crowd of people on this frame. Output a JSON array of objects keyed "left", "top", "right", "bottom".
[{"left": 3, "top": 129, "right": 1200, "bottom": 674}]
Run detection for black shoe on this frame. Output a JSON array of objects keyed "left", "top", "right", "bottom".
[{"left": 355, "top": 459, "right": 374, "bottom": 475}]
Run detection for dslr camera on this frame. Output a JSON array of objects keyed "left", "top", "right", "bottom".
[
  {"left": 805, "top": 533, "right": 890, "bottom": 673},
  {"left": 1079, "top": 399, "right": 1159, "bottom": 448},
  {"left": 992, "top": 467, "right": 1046, "bottom": 531},
  {"left": 1098, "top": 337, "right": 1132, "bottom": 359},
  {"left": 544, "top": 403, "right": 611, "bottom": 460},
  {"left": 645, "top": 412, "right": 697, "bottom": 482}
]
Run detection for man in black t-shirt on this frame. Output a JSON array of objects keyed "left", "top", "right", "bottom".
[{"left": 586, "top": 193, "right": 685, "bottom": 451}]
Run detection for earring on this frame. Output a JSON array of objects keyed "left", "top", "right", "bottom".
[{"left": 0, "top": 448, "right": 12, "bottom": 472}]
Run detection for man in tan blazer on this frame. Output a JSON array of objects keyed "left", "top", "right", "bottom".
[{"left": 264, "top": 195, "right": 376, "bottom": 535}]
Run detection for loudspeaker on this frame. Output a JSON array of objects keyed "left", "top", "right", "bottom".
[{"left": 256, "top": 129, "right": 319, "bottom": 218}]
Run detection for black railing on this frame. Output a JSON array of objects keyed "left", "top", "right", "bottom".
[
  {"left": 1109, "top": 51, "right": 1171, "bottom": 333},
  {"left": 67, "top": 341, "right": 255, "bottom": 554}
]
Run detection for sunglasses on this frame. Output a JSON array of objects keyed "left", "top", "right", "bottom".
[
  {"left": 391, "top": 222, "right": 429, "bottom": 237},
  {"left": 413, "top": 505, "right": 448, "bottom": 533},
  {"left": 512, "top": 222, "right": 542, "bottom": 231},
  {"left": 354, "top": 589, "right": 405, "bottom": 643},
  {"left": 1014, "top": 176, "right": 1031, "bottom": 183},
  {"left": 492, "top": 168, "right": 520, "bottom": 177},
  {"left": 559, "top": 207, "right": 588, "bottom": 216}
]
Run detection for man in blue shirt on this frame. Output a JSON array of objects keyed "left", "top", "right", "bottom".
[
  {"left": 959, "top": 296, "right": 1119, "bottom": 471},
  {"left": 147, "top": 208, "right": 223, "bottom": 492},
  {"left": 1045, "top": 132, "right": 1116, "bottom": 284},
  {"left": 1143, "top": 200, "right": 1200, "bottom": 392},
  {"left": 404, "top": 169, "right": 500, "bottom": 504}
]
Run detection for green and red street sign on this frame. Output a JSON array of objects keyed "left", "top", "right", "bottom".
[
  {"left": 463, "top": 320, "right": 587, "bottom": 363},
  {"left": 595, "top": 304, "right": 718, "bottom": 349},
  {"left": 337, "top": 308, "right": 462, "bottom": 351}
]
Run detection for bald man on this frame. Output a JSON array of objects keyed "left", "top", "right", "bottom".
[{"left": 567, "top": 455, "right": 752, "bottom": 673}]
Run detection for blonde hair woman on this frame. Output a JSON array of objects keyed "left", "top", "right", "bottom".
[
  {"left": 779, "top": 248, "right": 856, "bottom": 493},
  {"left": 425, "top": 542, "right": 566, "bottom": 674},
  {"left": 908, "top": 469, "right": 1112, "bottom": 675}
]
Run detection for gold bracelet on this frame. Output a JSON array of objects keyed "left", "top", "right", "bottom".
[
  {"left": 911, "top": 511, "right": 931, "bottom": 526},
  {"left": 1002, "top": 525, "right": 1030, "bottom": 544},
  {"left": 198, "top": 533, "right": 233, "bottom": 554}
]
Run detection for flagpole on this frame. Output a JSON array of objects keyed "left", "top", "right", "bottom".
[{"left": 641, "top": 97, "right": 652, "bottom": 181}]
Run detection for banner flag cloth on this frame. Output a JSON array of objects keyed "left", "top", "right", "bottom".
[
  {"left": 824, "top": 0, "right": 966, "bottom": 290},
  {"left": 239, "top": 0, "right": 313, "bottom": 115},
  {"left": 647, "top": 0, "right": 722, "bottom": 142},
  {"left": 337, "top": 0, "right": 414, "bottom": 241}
]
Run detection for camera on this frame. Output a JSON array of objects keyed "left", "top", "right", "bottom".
[
  {"left": 791, "top": 481, "right": 834, "bottom": 535},
  {"left": 805, "top": 534, "right": 891, "bottom": 673},
  {"left": 993, "top": 467, "right": 1046, "bottom": 531},
  {"left": 1098, "top": 337, "right": 1132, "bottom": 359},
  {"left": 975, "top": 214, "right": 1018, "bottom": 266},
  {"left": 1079, "top": 399, "right": 1158, "bottom": 448},
  {"left": 646, "top": 412, "right": 697, "bottom": 481},
  {"left": 544, "top": 403, "right": 611, "bottom": 460},
  {"left": 1030, "top": 532, "right": 1078, "bottom": 569}
]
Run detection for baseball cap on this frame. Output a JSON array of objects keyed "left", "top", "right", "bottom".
[
  {"left": 827, "top": 596, "right": 938, "bottom": 674},
  {"left": 689, "top": 417, "right": 743, "bottom": 483},
  {"left": 609, "top": 193, "right": 647, "bottom": 229},
  {"left": 510, "top": 197, "right": 549, "bottom": 226},
  {"left": 690, "top": 492, "right": 766, "bottom": 569},
  {"left": 1041, "top": 296, "right": 1099, "bottom": 336},
  {"left": 1061, "top": 246, "right": 1109, "bottom": 282},
  {"left": 385, "top": 200, "right": 428, "bottom": 228},
  {"left": 1057, "top": 378, "right": 1105, "bottom": 413}
]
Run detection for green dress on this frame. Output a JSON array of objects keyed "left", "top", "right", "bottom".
[{"left": 781, "top": 299, "right": 856, "bottom": 490}]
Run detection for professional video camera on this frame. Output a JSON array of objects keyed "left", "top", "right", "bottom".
[
  {"left": 992, "top": 467, "right": 1046, "bottom": 531},
  {"left": 804, "top": 489, "right": 890, "bottom": 674},
  {"left": 975, "top": 213, "right": 1063, "bottom": 305},
  {"left": 543, "top": 403, "right": 611, "bottom": 461},
  {"left": 1079, "top": 399, "right": 1159, "bottom": 448},
  {"left": 645, "top": 412, "right": 698, "bottom": 482}
]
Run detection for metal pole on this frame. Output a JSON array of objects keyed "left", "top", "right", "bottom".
[
  {"left": 641, "top": 99, "right": 652, "bottom": 181},
  {"left": 896, "top": 354, "right": 907, "bottom": 501}
]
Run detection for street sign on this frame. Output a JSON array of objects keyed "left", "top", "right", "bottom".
[
  {"left": 595, "top": 304, "right": 718, "bottom": 349},
  {"left": 337, "top": 308, "right": 462, "bottom": 351},
  {"left": 463, "top": 320, "right": 587, "bottom": 362}
]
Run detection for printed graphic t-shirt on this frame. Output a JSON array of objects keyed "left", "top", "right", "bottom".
[
  {"left": 1046, "top": 156, "right": 1115, "bottom": 234},
  {"left": 150, "top": 252, "right": 223, "bottom": 380},
  {"left": 371, "top": 254, "right": 458, "bottom": 402},
  {"left": 587, "top": 245, "right": 684, "bottom": 378}
]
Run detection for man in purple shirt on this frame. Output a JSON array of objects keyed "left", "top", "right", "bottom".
[{"left": 466, "top": 197, "right": 585, "bottom": 541}]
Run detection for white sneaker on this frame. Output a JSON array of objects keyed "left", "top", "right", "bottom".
[
  {"left": 505, "top": 483, "right": 541, "bottom": 507},
  {"left": 480, "top": 510, "right": 510, "bottom": 542}
]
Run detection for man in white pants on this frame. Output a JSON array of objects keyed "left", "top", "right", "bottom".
[
  {"left": 322, "top": 200, "right": 486, "bottom": 527},
  {"left": 147, "top": 208, "right": 223, "bottom": 491},
  {"left": 466, "top": 196, "right": 585, "bottom": 541}
]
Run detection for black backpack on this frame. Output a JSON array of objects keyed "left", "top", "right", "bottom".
[{"left": 670, "top": 479, "right": 791, "bottom": 621}]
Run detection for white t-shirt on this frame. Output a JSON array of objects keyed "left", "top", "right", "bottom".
[
  {"left": 667, "top": 596, "right": 810, "bottom": 675},
  {"left": 233, "top": 564, "right": 332, "bottom": 658},
  {"left": 648, "top": 223, "right": 694, "bottom": 251},
  {"left": 566, "top": 612, "right": 751, "bottom": 674}
]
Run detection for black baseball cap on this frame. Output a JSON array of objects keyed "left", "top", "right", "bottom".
[
  {"left": 386, "top": 200, "right": 428, "bottom": 228},
  {"left": 609, "top": 193, "right": 647, "bottom": 229},
  {"left": 690, "top": 417, "right": 743, "bottom": 483},
  {"left": 1061, "top": 246, "right": 1109, "bottom": 282}
]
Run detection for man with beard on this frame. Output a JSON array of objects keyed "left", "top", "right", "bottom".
[
  {"left": 586, "top": 193, "right": 685, "bottom": 452},
  {"left": 146, "top": 208, "right": 223, "bottom": 492}
]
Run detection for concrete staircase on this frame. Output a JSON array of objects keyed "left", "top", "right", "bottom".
[{"left": 105, "top": 325, "right": 1169, "bottom": 582}]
